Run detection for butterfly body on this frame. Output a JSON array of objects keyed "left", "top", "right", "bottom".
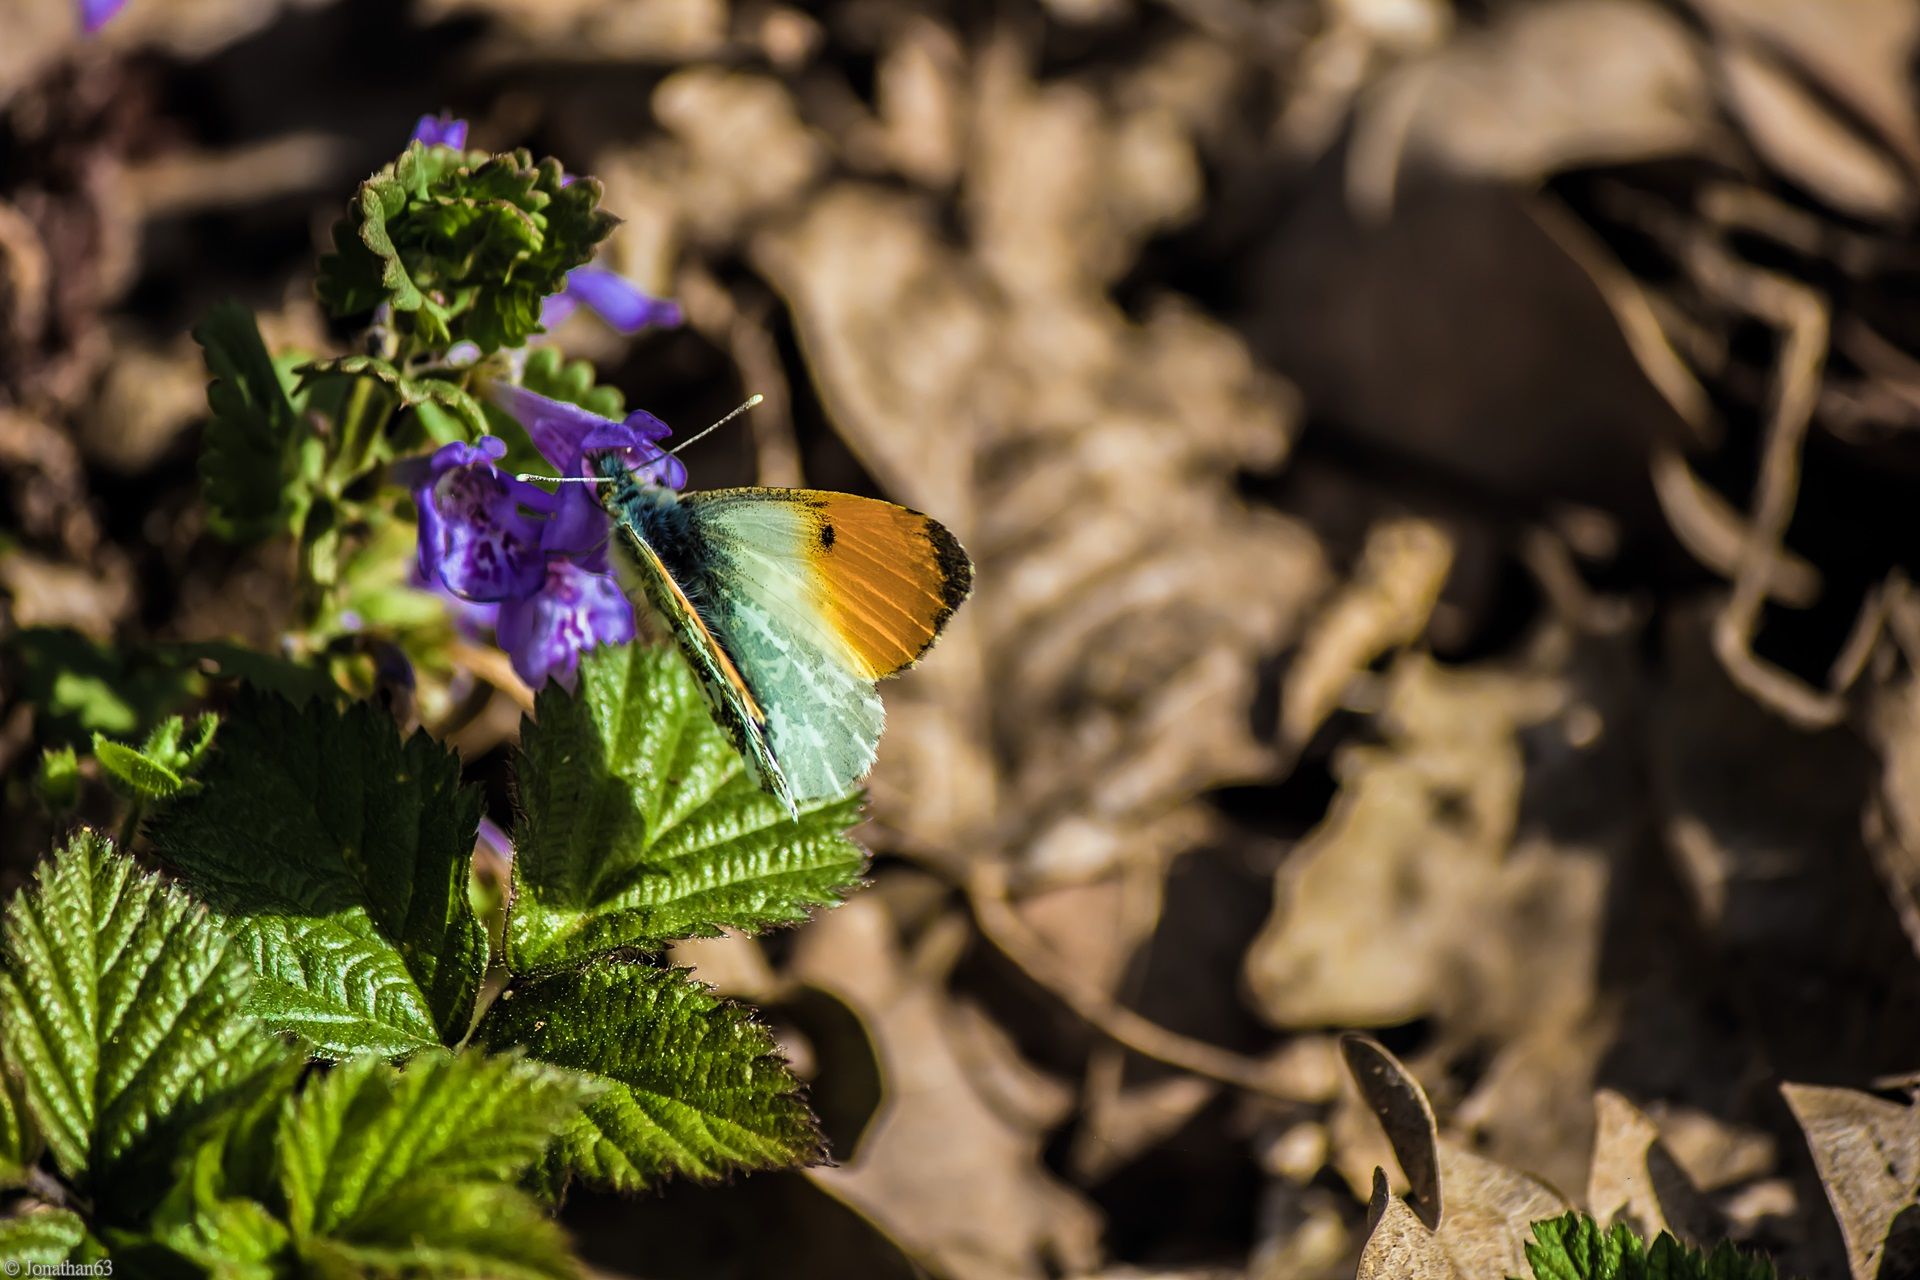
[{"left": 596, "top": 453, "right": 971, "bottom": 815}]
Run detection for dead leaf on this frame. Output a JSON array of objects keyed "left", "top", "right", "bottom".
[
  {"left": 1347, "top": 0, "right": 1714, "bottom": 217},
  {"left": 1282, "top": 517, "right": 1452, "bottom": 747},
  {"left": 1344, "top": 1041, "right": 1571, "bottom": 1278},
  {"left": 1782, "top": 1083, "right": 1920, "bottom": 1280},
  {"left": 792, "top": 896, "right": 1103, "bottom": 1280},
  {"left": 1587, "top": 1088, "right": 1718, "bottom": 1244}
]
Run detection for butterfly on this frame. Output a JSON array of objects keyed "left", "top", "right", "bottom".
[{"left": 591, "top": 448, "right": 973, "bottom": 816}]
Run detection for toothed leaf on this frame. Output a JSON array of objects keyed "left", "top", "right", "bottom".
[
  {"left": 477, "top": 961, "right": 822, "bottom": 1191},
  {"left": 506, "top": 642, "right": 866, "bottom": 973},
  {"left": 148, "top": 690, "right": 487, "bottom": 1057},
  {"left": 0, "top": 833, "right": 276, "bottom": 1207}
]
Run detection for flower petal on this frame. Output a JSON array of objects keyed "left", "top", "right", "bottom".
[
  {"left": 487, "top": 383, "right": 686, "bottom": 489},
  {"left": 411, "top": 437, "right": 551, "bottom": 602},
  {"left": 410, "top": 112, "right": 469, "bottom": 149},
  {"left": 488, "top": 383, "right": 611, "bottom": 475},
  {"left": 79, "top": 0, "right": 126, "bottom": 33},
  {"left": 559, "top": 268, "right": 684, "bottom": 335},
  {"left": 539, "top": 291, "right": 581, "bottom": 332},
  {"left": 496, "top": 562, "right": 636, "bottom": 689}
]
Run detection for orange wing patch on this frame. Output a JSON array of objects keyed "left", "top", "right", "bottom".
[{"left": 801, "top": 495, "right": 973, "bottom": 681}]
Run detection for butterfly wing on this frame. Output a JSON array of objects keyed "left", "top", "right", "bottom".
[
  {"left": 682, "top": 488, "right": 973, "bottom": 804},
  {"left": 603, "top": 483, "right": 799, "bottom": 813}
]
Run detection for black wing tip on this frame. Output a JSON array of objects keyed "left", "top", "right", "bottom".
[{"left": 924, "top": 518, "right": 974, "bottom": 614}]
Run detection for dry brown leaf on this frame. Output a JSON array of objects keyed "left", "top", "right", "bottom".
[
  {"left": 418, "top": 0, "right": 725, "bottom": 59},
  {"left": 1686, "top": 0, "right": 1920, "bottom": 171},
  {"left": 1246, "top": 652, "right": 1585, "bottom": 1031},
  {"left": 1281, "top": 517, "right": 1452, "bottom": 747},
  {"left": 1345, "top": 1040, "right": 1570, "bottom": 1278},
  {"left": 792, "top": 896, "right": 1103, "bottom": 1280},
  {"left": 1341, "top": 1034, "right": 1442, "bottom": 1227},
  {"left": 1356, "top": 1175, "right": 1460, "bottom": 1280},
  {"left": 1587, "top": 1088, "right": 1717, "bottom": 1244},
  {"left": 755, "top": 180, "right": 1325, "bottom": 878},
  {"left": 1347, "top": 0, "right": 1713, "bottom": 217},
  {"left": 1781, "top": 1082, "right": 1920, "bottom": 1280},
  {"left": 1716, "top": 43, "right": 1910, "bottom": 222}
]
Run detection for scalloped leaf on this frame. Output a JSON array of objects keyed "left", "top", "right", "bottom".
[
  {"left": 506, "top": 642, "right": 866, "bottom": 974},
  {"left": 317, "top": 142, "right": 616, "bottom": 353},
  {"left": 148, "top": 690, "right": 487, "bottom": 1057},
  {"left": 477, "top": 961, "right": 821, "bottom": 1191}
]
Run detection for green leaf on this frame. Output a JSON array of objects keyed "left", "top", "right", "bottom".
[
  {"left": 195, "top": 302, "right": 306, "bottom": 544},
  {"left": 507, "top": 642, "right": 866, "bottom": 973},
  {"left": 317, "top": 142, "right": 616, "bottom": 354},
  {"left": 299, "top": 1184, "right": 576, "bottom": 1280},
  {"left": 0, "top": 1062, "right": 37, "bottom": 1186},
  {"left": 0, "top": 832, "right": 276, "bottom": 1207},
  {"left": 1518, "top": 1213, "right": 1776, "bottom": 1280},
  {"left": 0, "top": 1207, "right": 89, "bottom": 1266},
  {"left": 295, "top": 354, "right": 490, "bottom": 442},
  {"left": 34, "top": 746, "right": 79, "bottom": 814},
  {"left": 92, "top": 713, "right": 218, "bottom": 802},
  {"left": 477, "top": 961, "right": 822, "bottom": 1190},
  {"left": 149, "top": 690, "right": 487, "bottom": 1057},
  {"left": 278, "top": 1051, "right": 591, "bottom": 1276},
  {"left": 520, "top": 344, "right": 624, "bottom": 419},
  {"left": 7, "top": 628, "right": 202, "bottom": 744}
]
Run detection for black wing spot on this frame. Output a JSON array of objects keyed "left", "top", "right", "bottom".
[{"left": 819, "top": 522, "right": 836, "bottom": 550}]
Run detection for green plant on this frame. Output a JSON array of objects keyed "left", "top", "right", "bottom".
[
  {"left": 1517, "top": 1212, "right": 1778, "bottom": 1280},
  {"left": 0, "top": 118, "right": 864, "bottom": 1274}
]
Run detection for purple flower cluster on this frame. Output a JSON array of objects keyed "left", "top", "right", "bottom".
[
  {"left": 411, "top": 385, "right": 687, "bottom": 688},
  {"left": 396, "top": 113, "right": 688, "bottom": 687}
]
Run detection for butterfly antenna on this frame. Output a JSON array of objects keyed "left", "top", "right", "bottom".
[
  {"left": 663, "top": 393, "right": 764, "bottom": 458},
  {"left": 514, "top": 394, "right": 762, "bottom": 483}
]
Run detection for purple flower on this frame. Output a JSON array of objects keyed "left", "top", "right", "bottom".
[
  {"left": 541, "top": 268, "right": 684, "bottom": 336},
  {"left": 496, "top": 560, "right": 636, "bottom": 689},
  {"left": 411, "top": 112, "right": 469, "bottom": 149},
  {"left": 79, "top": 0, "right": 126, "bottom": 32},
  {"left": 407, "top": 384, "right": 686, "bottom": 690},
  {"left": 408, "top": 436, "right": 554, "bottom": 602},
  {"left": 410, "top": 563, "right": 500, "bottom": 638},
  {"left": 489, "top": 382, "right": 686, "bottom": 566}
]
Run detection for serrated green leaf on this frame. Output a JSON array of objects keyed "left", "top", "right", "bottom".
[
  {"left": 195, "top": 302, "right": 306, "bottom": 543},
  {"left": 0, "top": 1207, "right": 89, "bottom": 1266},
  {"left": 0, "top": 1062, "right": 36, "bottom": 1186},
  {"left": 91, "top": 714, "right": 216, "bottom": 802},
  {"left": 149, "top": 691, "right": 487, "bottom": 1056},
  {"left": 477, "top": 961, "right": 822, "bottom": 1190},
  {"left": 0, "top": 833, "right": 276, "bottom": 1208},
  {"left": 299, "top": 1183, "right": 576, "bottom": 1280},
  {"left": 134, "top": 1196, "right": 293, "bottom": 1280},
  {"left": 1517, "top": 1213, "right": 1777, "bottom": 1280},
  {"left": 508, "top": 643, "right": 867, "bottom": 973},
  {"left": 278, "top": 1051, "right": 592, "bottom": 1271},
  {"left": 317, "top": 143, "right": 615, "bottom": 354},
  {"left": 151, "top": 1047, "right": 304, "bottom": 1220}
]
